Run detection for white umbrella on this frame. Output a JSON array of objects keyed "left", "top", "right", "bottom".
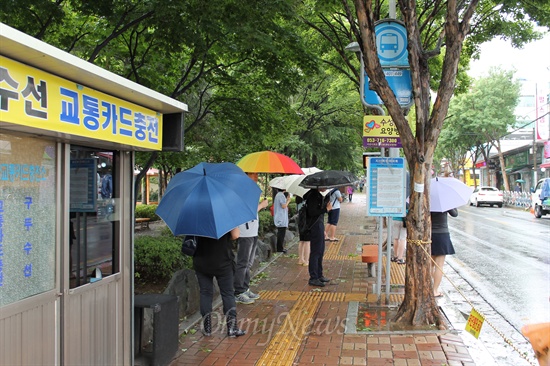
[
  {"left": 286, "top": 175, "right": 310, "bottom": 197},
  {"left": 269, "top": 174, "right": 309, "bottom": 197},
  {"left": 269, "top": 167, "right": 326, "bottom": 197},
  {"left": 430, "top": 177, "right": 473, "bottom": 212},
  {"left": 268, "top": 176, "right": 291, "bottom": 190},
  {"left": 287, "top": 175, "right": 330, "bottom": 197},
  {"left": 301, "top": 167, "right": 322, "bottom": 175},
  {"left": 269, "top": 167, "right": 323, "bottom": 195}
]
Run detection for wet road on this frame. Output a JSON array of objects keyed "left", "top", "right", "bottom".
[{"left": 448, "top": 205, "right": 550, "bottom": 332}]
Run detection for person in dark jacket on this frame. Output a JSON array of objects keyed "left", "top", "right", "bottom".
[
  {"left": 193, "top": 227, "right": 246, "bottom": 337},
  {"left": 303, "top": 188, "right": 333, "bottom": 287},
  {"left": 430, "top": 208, "right": 458, "bottom": 297}
]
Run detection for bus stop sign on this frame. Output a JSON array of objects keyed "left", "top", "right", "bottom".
[{"left": 375, "top": 20, "right": 408, "bottom": 67}]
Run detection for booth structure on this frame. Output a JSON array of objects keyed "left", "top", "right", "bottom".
[{"left": 0, "top": 23, "right": 187, "bottom": 365}]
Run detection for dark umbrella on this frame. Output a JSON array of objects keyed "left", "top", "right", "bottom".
[
  {"left": 298, "top": 170, "right": 359, "bottom": 189},
  {"left": 156, "top": 162, "right": 261, "bottom": 239}
]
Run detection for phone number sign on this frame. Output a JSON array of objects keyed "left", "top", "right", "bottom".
[{"left": 363, "top": 115, "right": 401, "bottom": 148}]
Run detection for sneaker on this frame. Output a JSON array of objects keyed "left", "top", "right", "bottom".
[
  {"left": 235, "top": 293, "right": 255, "bottom": 304},
  {"left": 319, "top": 277, "right": 330, "bottom": 283},
  {"left": 245, "top": 289, "right": 260, "bottom": 300},
  {"left": 227, "top": 328, "right": 246, "bottom": 337},
  {"left": 308, "top": 279, "right": 325, "bottom": 287}
]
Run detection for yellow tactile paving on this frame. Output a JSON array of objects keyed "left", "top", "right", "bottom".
[
  {"left": 344, "top": 293, "right": 368, "bottom": 301},
  {"left": 255, "top": 292, "right": 323, "bottom": 366},
  {"left": 324, "top": 253, "right": 362, "bottom": 261},
  {"left": 259, "top": 290, "right": 355, "bottom": 302},
  {"left": 254, "top": 252, "right": 406, "bottom": 365},
  {"left": 324, "top": 235, "right": 344, "bottom": 256},
  {"left": 258, "top": 290, "right": 302, "bottom": 301},
  {"left": 381, "top": 258, "right": 406, "bottom": 285},
  {"left": 256, "top": 291, "right": 370, "bottom": 365}
]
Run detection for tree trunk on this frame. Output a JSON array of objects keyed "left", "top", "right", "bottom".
[
  {"left": 496, "top": 140, "right": 509, "bottom": 191},
  {"left": 351, "top": 0, "right": 479, "bottom": 328},
  {"left": 392, "top": 155, "right": 445, "bottom": 328}
]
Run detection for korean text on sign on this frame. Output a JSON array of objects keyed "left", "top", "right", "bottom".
[{"left": 0, "top": 55, "right": 163, "bottom": 150}]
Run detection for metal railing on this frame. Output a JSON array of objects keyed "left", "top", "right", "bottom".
[{"left": 502, "top": 191, "right": 532, "bottom": 210}]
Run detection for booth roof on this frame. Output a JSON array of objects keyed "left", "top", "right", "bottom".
[{"left": 0, "top": 22, "right": 187, "bottom": 115}]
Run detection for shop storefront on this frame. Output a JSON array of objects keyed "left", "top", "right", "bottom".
[{"left": 0, "top": 23, "right": 186, "bottom": 365}]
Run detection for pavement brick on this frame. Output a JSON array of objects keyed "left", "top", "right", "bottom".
[{"left": 169, "top": 193, "right": 477, "bottom": 366}]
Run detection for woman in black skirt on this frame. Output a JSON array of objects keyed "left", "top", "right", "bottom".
[{"left": 431, "top": 208, "right": 458, "bottom": 297}]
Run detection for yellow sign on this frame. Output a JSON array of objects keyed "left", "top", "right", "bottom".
[
  {"left": 0, "top": 56, "right": 162, "bottom": 150},
  {"left": 465, "top": 308, "right": 484, "bottom": 339},
  {"left": 362, "top": 115, "right": 401, "bottom": 148}
]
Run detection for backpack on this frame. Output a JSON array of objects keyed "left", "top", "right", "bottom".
[
  {"left": 181, "top": 235, "right": 197, "bottom": 256},
  {"left": 329, "top": 188, "right": 339, "bottom": 205},
  {"left": 298, "top": 201, "right": 309, "bottom": 235}
]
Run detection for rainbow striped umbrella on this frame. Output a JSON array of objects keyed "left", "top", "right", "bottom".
[{"left": 236, "top": 151, "right": 304, "bottom": 174}]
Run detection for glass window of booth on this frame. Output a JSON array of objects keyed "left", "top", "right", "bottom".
[
  {"left": 69, "top": 147, "right": 119, "bottom": 288},
  {"left": 0, "top": 133, "right": 56, "bottom": 306}
]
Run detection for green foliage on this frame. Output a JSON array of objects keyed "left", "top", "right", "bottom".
[
  {"left": 437, "top": 67, "right": 521, "bottom": 182},
  {"left": 135, "top": 204, "right": 160, "bottom": 221},
  {"left": 134, "top": 233, "right": 188, "bottom": 282},
  {"left": 258, "top": 210, "right": 275, "bottom": 237}
]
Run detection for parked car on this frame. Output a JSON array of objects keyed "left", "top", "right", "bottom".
[
  {"left": 531, "top": 178, "right": 550, "bottom": 218},
  {"left": 469, "top": 186, "right": 503, "bottom": 207}
]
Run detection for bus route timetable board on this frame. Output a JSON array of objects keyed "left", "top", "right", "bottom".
[{"left": 366, "top": 157, "right": 407, "bottom": 217}]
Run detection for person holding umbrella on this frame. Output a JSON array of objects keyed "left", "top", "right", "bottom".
[
  {"left": 274, "top": 188, "right": 291, "bottom": 254},
  {"left": 193, "top": 227, "right": 246, "bottom": 337},
  {"left": 429, "top": 176, "right": 471, "bottom": 297},
  {"left": 431, "top": 208, "right": 458, "bottom": 297},
  {"left": 234, "top": 172, "right": 269, "bottom": 305},
  {"left": 298, "top": 170, "right": 358, "bottom": 287},
  {"left": 156, "top": 162, "right": 262, "bottom": 338},
  {"left": 303, "top": 188, "right": 333, "bottom": 287}
]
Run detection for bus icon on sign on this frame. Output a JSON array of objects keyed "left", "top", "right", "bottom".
[{"left": 380, "top": 33, "right": 398, "bottom": 52}]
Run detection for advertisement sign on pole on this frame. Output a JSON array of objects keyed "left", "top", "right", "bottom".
[{"left": 363, "top": 115, "right": 401, "bottom": 148}]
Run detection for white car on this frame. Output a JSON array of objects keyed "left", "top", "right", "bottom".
[{"left": 469, "top": 186, "right": 503, "bottom": 207}]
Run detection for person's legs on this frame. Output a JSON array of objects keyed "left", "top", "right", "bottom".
[
  {"left": 303, "top": 241, "right": 310, "bottom": 266},
  {"left": 309, "top": 221, "right": 325, "bottom": 284},
  {"left": 327, "top": 209, "right": 340, "bottom": 240},
  {"left": 318, "top": 231, "right": 325, "bottom": 279},
  {"left": 394, "top": 226, "right": 407, "bottom": 262},
  {"left": 234, "top": 236, "right": 254, "bottom": 295},
  {"left": 395, "top": 238, "right": 406, "bottom": 261},
  {"left": 276, "top": 227, "right": 286, "bottom": 252},
  {"left": 308, "top": 237, "right": 322, "bottom": 280},
  {"left": 431, "top": 255, "right": 446, "bottom": 296},
  {"left": 244, "top": 236, "right": 258, "bottom": 290},
  {"left": 216, "top": 270, "right": 245, "bottom": 337},
  {"left": 324, "top": 223, "right": 332, "bottom": 239},
  {"left": 298, "top": 241, "right": 305, "bottom": 264},
  {"left": 195, "top": 271, "right": 214, "bottom": 316}
]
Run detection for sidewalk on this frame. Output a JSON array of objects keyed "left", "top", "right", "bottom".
[{"left": 169, "top": 192, "right": 477, "bottom": 366}]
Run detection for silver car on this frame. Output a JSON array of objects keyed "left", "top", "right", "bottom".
[{"left": 469, "top": 186, "right": 503, "bottom": 208}]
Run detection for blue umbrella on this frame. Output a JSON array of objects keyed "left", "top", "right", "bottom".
[{"left": 156, "top": 162, "right": 261, "bottom": 239}]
